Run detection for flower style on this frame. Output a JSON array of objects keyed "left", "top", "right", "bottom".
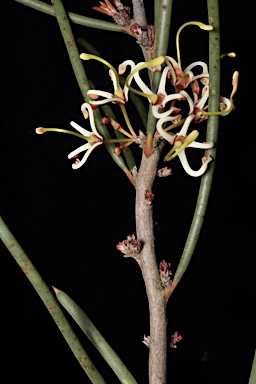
[
  {"left": 36, "top": 103, "right": 103, "bottom": 169},
  {"left": 156, "top": 114, "right": 213, "bottom": 177}
]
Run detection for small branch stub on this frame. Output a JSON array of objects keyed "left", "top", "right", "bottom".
[
  {"left": 116, "top": 234, "right": 142, "bottom": 259},
  {"left": 159, "top": 260, "right": 172, "bottom": 288},
  {"left": 145, "top": 190, "right": 154, "bottom": 205},
  {"left": 170, "top": 331, "right": 182, "bottom": 348},
  {"left": 142, "top": 335, "right": 150, "bottom": 348},
  {"left": 157, "top": 167, "right": 173, "bottom": 177}
]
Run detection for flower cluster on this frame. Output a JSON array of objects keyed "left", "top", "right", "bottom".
[{"left": 36, "top": 21, "right": 238, "bottom": 177}]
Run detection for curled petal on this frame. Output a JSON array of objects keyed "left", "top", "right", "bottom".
[
  {"left": 89, "top": 97, "right": 126, "bottom": 105},
  {"left": 87, "top": 89, "right": 125, "bottom": 105},
  {"left": 178, "top": 151, "right": 212, "bottom": 177},
  {"left": 187, "top": 141, "right": 214, "bottom": 149},
  {"left": 179, "top": 90, "right": 194, "bottom": 114},
  {"left": 164, "top": 56, "right": 183, "bottom": 78},
  {"left": 157, "top": 65, "right": 172, "bottom": 95},
  {"left": 192, "top": 73, "right": 209, "bottom": 83},
  {"left": 220, "top": 96, "right": 232, "bottom": 115},
  {"left": 68, "top": 142, "right": 102, "bottom": 169},
  {"left": 80, "top": 103, "right": 103, "bottom": 139},
  {"left": 109, "top": 68, "right": 118, "bottom": 94},
  {"left": 175, "top": 71, "right": 193, "bottom": 89},
  {"left": 166, "top": 65, "right": 177, "bottom": 86},
  {"left": 162, "top": 92, "right": 184, "bottom": 107},
  {"left": 119, "top": 60, "right": 136, "bottom": 101},
  {"left": 200, "top": 77, "right": 209, "bottom": 85},
  {"left": 87, "top": 90, "right": 111, "bottom": 97},
  {"left": 183, "top": 61, "right": 208, "bottom": 75},
  {"left": 118, "top": 60, "right": 136, "bottom": 75},
  {"left": 178, "top": 114, "right": 195, "bottom": 136},
  {"left": 152, "top": 103, "right": 182, "bottom": 119},
  {"left": 70, "top": 121, "right": 93, "bottom": 137},
  {"left": 194, "top": 85, "right": 209, "bottom": 111},
  {"left": 133, "top": 65, "right": 154, "bottom": 95},
  {"left": 156, "top": 117, "right": 176, "bottom": 143},
  {"left": 231, "top": 71, "right": 239, "bottom": 99},
  {"left": 68, "top": 143, "right": 90, "bottom": 159}
]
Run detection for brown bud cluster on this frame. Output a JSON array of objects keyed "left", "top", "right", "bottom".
[
  {"left": 159, "top": 260, "right": 172, "bottom": 288},
  {"left": 116, "top": 234, "right": 141, "bottom": 256},
  {"left": 157, "top": 167, "right": 173, "bottom": 177},
  {"left": 170, "top": 331, "right": 182, "bottom": 348},
  {"left": 145, "top": 190, "right": 154, "bottom": 205}
]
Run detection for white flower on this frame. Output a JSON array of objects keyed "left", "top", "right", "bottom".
[
  {"left": 67, "top": 103, "right": 103, "bottom": 169},
  {"left": 156, "top": 114, "right": 213, "bottom": 177},
  {"left": 36, "top": 103, "right": 103, "bottom": 169}
]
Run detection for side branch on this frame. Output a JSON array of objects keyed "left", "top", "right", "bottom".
[{"left": 15, "top": 0, "right": 130, "bottom": 33}]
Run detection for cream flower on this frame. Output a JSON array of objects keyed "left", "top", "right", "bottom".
[
  {"left": 36, "top": 103, "right": 103, "bottom": 170},
  {"left": 67, "top": 103, "right": 103, "bottom": 169},
  {"left": 156, "top": 114, "right": 213, "bottom": 177}
]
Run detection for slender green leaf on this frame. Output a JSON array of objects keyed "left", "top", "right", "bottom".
[
  {"left": 0, "top": 216, "right": 107, "bottom": 384},
  {"left": 54, "top": 288, "right": 139, "bottom": 384}
]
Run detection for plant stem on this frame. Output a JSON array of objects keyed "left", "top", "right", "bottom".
[
  {"left": 132, "top": 0, "right": 147, "bottom": 30},
  {"left": 15, "top": 0, "right": 129, "bottom": 33},
  {"left": 154, "top": 0, "right": 173, "bottom": 59},
  {"left": 0, "top": 216, "right": 107, "bottom": 384},
  {"left": 165, "top": 0, "right": 220, "bottom": 300},
  {"left": 146, "top": 0, "right": 173, "bottom": 156},
  {"left": 135, "top": 138, "right": 167, "bottom": 384}
]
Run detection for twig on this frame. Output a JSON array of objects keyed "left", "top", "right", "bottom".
[
  {"left": 132, "top": 0, "right": 147, "bottom": 30},
  {"left": 15, "top": 0, "right": 130, "bottom": 33}
]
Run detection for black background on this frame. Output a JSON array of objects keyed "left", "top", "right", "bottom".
[{"left": 1, "top": 0, "right": 255, "bottom": 383}]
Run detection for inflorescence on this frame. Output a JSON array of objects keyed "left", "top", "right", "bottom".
[{"left": 36, "top": 21, "right": 238, "bottom": 177}]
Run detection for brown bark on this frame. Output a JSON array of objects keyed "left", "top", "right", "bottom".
[{"left": 135, "top": 138, "right": 167, "bottom": 384}]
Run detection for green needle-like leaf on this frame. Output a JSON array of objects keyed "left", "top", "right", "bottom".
[
  {"left": 165, "top": 0, "right": 220, "bottom": 300},
  {"left": 54, "top": 288, "right": 139, "bottom": 384},
  {"left": 0, "top": 216, "right": 107, "bottom": 384},
  {"left": 249, "top": 349, "right": 256, "bottom": 384},
  {"left": 51, "top": 0, "right": 132, "bottom": 180},
  {"left": 146, "top": 0, "right": 174, "bottom": 154}
]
